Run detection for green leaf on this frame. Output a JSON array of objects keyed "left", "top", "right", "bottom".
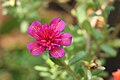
[
  {"left": 75, "top": 65, "right": 84, "bottom": 76},
  {"left": 92, "top": 29, "right": 103, "bottom": 40},
  {"left": 77, "top": 5, "right": 86, "bottom": 24},
  {"left": 91, "top": 76, "right": 103, "bottom": 80},
  {"left": 20, "top": 20, "right": 29, "bottom": 33},
  {"left": 103, "top": 5, "right": 115, "bottom": 18},
  {"left": 108, "top": 39, "right": 120, "bottom": 48},
  {"left": 39, "top": 72, "right": 51, "bottom": 77},
  {"left": 68, "top": 51, "right": 86, "bottom": 65},
  {"left": 89, "top": 13, "right": 100, "bottom": 17},
  {"left": 50, "top": 57, "right": 63, "bottom": 66},
  {"left": 87, "top": 70, "right": 92, "bottom": 80},
  {"left": 92, "top": 70, "right": 103, "bottom": 75},
  {"left": 34, "top": 66, "right": 49, "bottom": 72},
  {"left": 100, "top": 44, "right": 117, "bottom": 57},
  {"left": 93, "top": 0, "right": 98, "bottom": 3},
  {"left": 82, "top": 20, "right": 92, "bottom": 35}
]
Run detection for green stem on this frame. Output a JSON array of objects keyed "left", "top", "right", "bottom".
[
  {"left": 62, "top": 61, "right": 77, "bottom": 80},
  {"left": 49, "top": 57, "right": 77, "bottom": 80}
]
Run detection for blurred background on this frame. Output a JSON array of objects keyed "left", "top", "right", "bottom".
[{"left": 0, "top": 0, "right": 120, "bottom": 80}]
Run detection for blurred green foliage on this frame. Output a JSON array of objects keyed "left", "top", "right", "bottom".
[{"left": 0, "top": 0, "right": 119, "bottom": 80}]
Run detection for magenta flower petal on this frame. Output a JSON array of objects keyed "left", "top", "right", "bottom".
[
  {"left": 50, "top": 18, "right": 65, "bottom": 32},
  {"left": 60, "top": 32, "right": 72, "bottom": 46},
  {"left": 50, "top": 47, "right": 65, "bottom": 58},
  {"left": 27, "top": 42, "right": 46, "bottom": 56},
  {"left": 28, "top": 21, "right": 42, "bottom": 40}
]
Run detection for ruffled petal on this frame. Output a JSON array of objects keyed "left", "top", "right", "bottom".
[
  {"left": 50, "top": 18, "right": 65, "bottom": 32},
  {"left": 37, "top": 24, "right": 49, "bottom": 39},
  {"left": 28, "top": 21, "right": 42, "bottom": 40},
  {"left": 60, "top": 32, "right": 72, "bottom": 46},
  {"left": 27, "top": 42, "right": 46, "bottom": 56},
  {"left": 49, "top": 47, "right": 65, "bottom": 58}
]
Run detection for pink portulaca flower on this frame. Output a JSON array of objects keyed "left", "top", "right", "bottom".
[{"left": 27, "top": 18, "right": 72, "bottom": 58}]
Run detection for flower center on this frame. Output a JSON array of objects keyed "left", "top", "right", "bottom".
[{"left": 39, "top": 29, "right": 61, "bottom": 50}]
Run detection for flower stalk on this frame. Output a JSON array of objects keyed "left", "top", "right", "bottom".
[
  {"left": 50, "top": 57, "right": 77, "bottom": 80},
  {"left": 63, "top": 61, "right": 77, "bottom": 80}
]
